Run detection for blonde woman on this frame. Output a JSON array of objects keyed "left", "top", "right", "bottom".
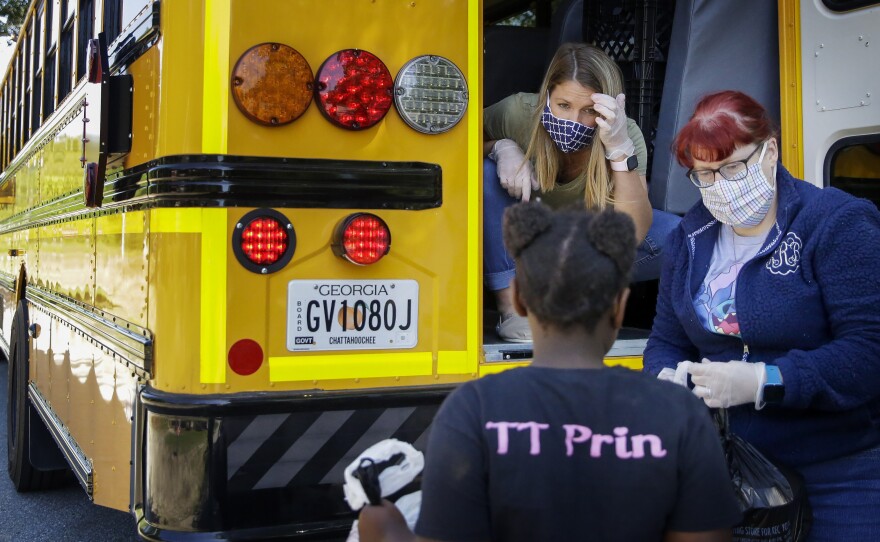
[{"left": 483, "top": 42, "right": 680, "bottom": 342}]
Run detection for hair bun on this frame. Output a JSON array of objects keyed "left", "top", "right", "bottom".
[
  {"left": 502, "top": 203, "right": 553, "bottom": 258},
  {"left": 586, "top": 210, "right": 636, "bottom": 270}
]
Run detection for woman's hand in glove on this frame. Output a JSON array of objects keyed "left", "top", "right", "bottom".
[
  {"left": 591, "top": 93, "right": 636, "bottom": 161},
  {"left": 688, "top": 359, "right": 766, "bottom": 409},
  {"left": 490, "top": 139, "right": 538, "bottom": 202},
  {"left": 657, "top": 360, "right": 693, "bottom": 387}
]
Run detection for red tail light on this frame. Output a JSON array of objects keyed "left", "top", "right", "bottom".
[
  {"left": 315, "top": 49, "right": 393, "bottom": 130},
  {"left": 242, "top": 218, "right": 287, "bottom": 264},
  {"left": 233, "top": 209, "right": 296, "bottom": 274},
  {"left": 332, "top": 213, "right": 391, "bottom": 265}
]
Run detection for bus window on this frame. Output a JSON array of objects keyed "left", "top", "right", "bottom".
[
  {"left": 15, "top": 50, "right": 22, "bottom": 151},
  {"left": 43, "top": 0, "right": 57, "bottom": 119},
  {"left": 104, "top": 0, "right": 150, "bottom": 45},
  {"left": 44, "top": 0, "right": 55, "bottom": 52},
  {"left": 31, "top": 6, "right": 42, "bottom": 132},
  {"left": 59, "top": 19, "right": 74, "bottom": 103},
  {"left": 62, "top": 0, "right": 76, "bottom": 21},
  {"left": 827, "top": 137, "right": 880, "bottom": 209},
  {"left": 43, "top": 50, "right": 54, "bottom": 118},
  {"left": 76, "top": 0, "right": 94, "bottom": 81}
]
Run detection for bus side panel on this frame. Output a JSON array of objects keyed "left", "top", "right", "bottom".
[
  {"left": 13, "top": 154, "right": 40, "bottom": 217},
  {"left": 146, "top": 217, "right": 205, "bottom": 393},
  {"left": 0, "top": 285, "right": 11, "bottom": 354},
  {"left": 41, "top": 105, "right": 86, "bottom": 200},
  {"left": 28, "top": 305, "right": 138, "bottom": 512},
  {"left": 35, "top": 109, "right": 96, "bottom": 305},
  {"left": 36, "top": 217, "right": 95, "bottom": 305},
  {"left": 94, "top": 211, "right": 149, "bottom": 328},
  {"left": 0, "top": 172, "right": 16, "bottom": 353},
  {"left": 156, "top": 1, "right": 208, "bottom": 157},
  {"left": 126, "top": 45, "right": 161, "bottom": 168}
]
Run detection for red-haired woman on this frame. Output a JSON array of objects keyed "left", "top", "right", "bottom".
[{"left": 644, "top": 90, "right": 880, "bottom": 540}]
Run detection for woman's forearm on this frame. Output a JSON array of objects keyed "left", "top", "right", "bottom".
[{"left": 611, "top": 169, "right": 652, "bottom": 241}]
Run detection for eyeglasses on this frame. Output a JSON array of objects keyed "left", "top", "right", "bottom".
[{"left": 687, "top": 141, "right": 767, "bottom": 188}]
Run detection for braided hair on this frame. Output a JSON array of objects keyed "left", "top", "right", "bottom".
[{"left": 503, "top": 202, "right": 636, "bottom": 332}]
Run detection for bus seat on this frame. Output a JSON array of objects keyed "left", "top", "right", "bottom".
[
  {"left": 484, "top": 25, "right": 550, "bottom": 108},
  {"left": 547, "top": 0, "right": 583, "bottom": 58},
  {"left": 649, "top": 0, "right": 780, "bottom": 215}
]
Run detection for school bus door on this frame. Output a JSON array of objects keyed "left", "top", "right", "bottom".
[{"left": 779, "top": 0, "right": 880, "bottom": 185}]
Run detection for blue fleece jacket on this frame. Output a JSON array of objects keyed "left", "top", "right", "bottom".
[{"left": 644, "top": 166, "right": 880, "bottom": 469}]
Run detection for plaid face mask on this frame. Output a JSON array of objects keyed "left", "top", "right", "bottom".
[
  {"left": 699, "top": 144, "right": 775, "bottom": 228},
  {"left": 540, "top": 99, "right": 595, "bottom": 153}
]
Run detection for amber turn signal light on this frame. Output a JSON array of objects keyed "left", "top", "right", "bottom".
[{"left": 231, "top": 43, "right": 314, "bottom": 126}]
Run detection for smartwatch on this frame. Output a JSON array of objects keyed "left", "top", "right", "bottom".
[
  {"left": 762, "top": 365, "right": 785, "bottom": 404},
  {"left": 609, "top": 154, "right": 638, "bottom": 172}
]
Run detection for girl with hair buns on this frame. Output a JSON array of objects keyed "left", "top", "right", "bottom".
[
  {"left": 644, "top": 90, "right": 880, "bottom": 540},
  {"left": 483, "top": 42, "right": 681, "bottom": 342},
  {"left": 357, "top": 203, "right": 740, "bottom": 542}
]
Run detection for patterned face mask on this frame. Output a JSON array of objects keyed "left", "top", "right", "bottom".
[
  {"left": 699, "top": 142, "right": 776, "bottom": 228},
  {"left": 540, "top": 97, "right": 596, "bottom": 153}
]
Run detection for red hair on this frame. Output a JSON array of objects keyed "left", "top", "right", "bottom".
[{"left": 674, "top": 91, "right": 776, "bottom": 168}]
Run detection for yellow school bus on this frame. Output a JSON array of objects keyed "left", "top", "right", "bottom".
[
  {"left": 2, "top": 0, "right": 878, "bottom": 540},
  {"left": 3, "top": 0, "right": 478, "bottom": 538}
]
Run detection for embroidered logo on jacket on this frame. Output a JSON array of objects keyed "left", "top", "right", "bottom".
[{"left": 765, "top": 232, "right": 802, "bottom": 276}]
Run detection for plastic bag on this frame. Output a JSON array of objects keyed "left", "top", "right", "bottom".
[
  {"left": 343, "top": 439, "right": 424, "bottom": 542},
  {"left": 714, "top": 409, "right": 812, "bottom": 542}
]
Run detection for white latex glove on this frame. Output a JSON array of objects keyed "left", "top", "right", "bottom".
[
  {"left": 489, "top": 139, "right": 538, "bottom": 202},
  {"left": 688, "top": 358, "right": 766, "bottom": 409},
  {"left": 657, "top": 360, "right": 692, "bottom": 387},
  {"left": 657, "top": 368, "right": 676, "bottom": 381},
  {"left": 591, "top": 93, "right": 636, "bottom": 160}
]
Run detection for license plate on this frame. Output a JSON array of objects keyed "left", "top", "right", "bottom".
[{"left": 287, "top": 280, "right": 419, "bottom": 351}]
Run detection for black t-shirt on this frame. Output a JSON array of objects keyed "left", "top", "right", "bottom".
[{"left": 415, "top": 366, "right": 742, "bottom": 542}]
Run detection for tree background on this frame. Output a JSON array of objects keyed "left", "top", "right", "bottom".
[{"left": 0, "top": 0, "right": 28, "bottom": 40}]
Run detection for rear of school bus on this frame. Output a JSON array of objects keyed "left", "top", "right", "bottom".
[{"left": 137, "top": 1, "right": 479, "bottom": 539}]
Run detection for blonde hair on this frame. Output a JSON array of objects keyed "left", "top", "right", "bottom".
[{"left": 523, "top": 43, "right": 625, "bottom": 209}]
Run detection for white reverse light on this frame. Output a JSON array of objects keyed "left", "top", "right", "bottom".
[{"left": 393, "top": 55, "right": 468, "bottom": 134}]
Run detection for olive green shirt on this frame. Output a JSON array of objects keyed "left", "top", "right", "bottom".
[{"left": 484, "top": 92, "right": 648, "bottom": 208}]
